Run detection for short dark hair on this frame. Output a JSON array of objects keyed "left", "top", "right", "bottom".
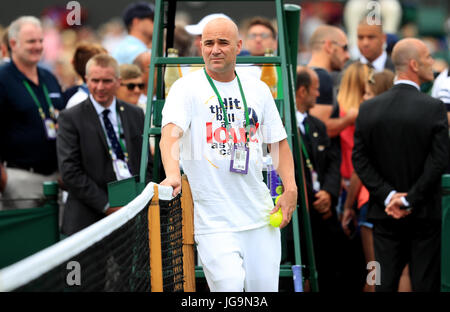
[
  {"left": 72, "top": 42, "right": 107, "bottom": 82},
  {"left": 122, "top": 2, "right": 155, "bottom": 31},
  {"left": 296, "top": 69, "right": 312, "bottom": 91},
  {"left": 246, "top": 17, "right": 276, "bottom": 39}
]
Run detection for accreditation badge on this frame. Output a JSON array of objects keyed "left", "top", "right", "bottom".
[
  {"left": 229, "top": 143, "right": 249, "bottom": 174},
  {"left": 44, "top": 118, "right": 57, "bottom": 140},
  {"left": 312, "top": 170, "right": 321, "bottom": 193},
  {"left": 113, "top": 159, "right": 132, "bottom": 180}
]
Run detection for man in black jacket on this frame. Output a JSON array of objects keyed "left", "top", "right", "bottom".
[
  {"left": 293, "top": 67, "right": 356, "bottom": 291},
  {"left": 353, "top": 38, "right": 449, "bottom": 291}
]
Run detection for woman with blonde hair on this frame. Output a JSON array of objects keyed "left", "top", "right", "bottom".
[
  {"left": 337, "top": 62, "right": 370, "bottom": 212},
  {"left": 341, "top": 68, "right": 412, "bottom": 292}
]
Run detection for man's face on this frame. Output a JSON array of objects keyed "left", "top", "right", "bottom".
[
  {"left": 305, "top": 73, "right": 320, "bottom": 110},
  {"left": 10, "top": 23, "right": 43, "bottom": 66},
  {"left": 135, "top": 17, "right": 154, "bottom": 42},
  {"left": 416, "top": 44, "right": 434, "bottom": 84},
  {"left": 245, "top": 24, "right": 277, "bottom": 56},
  {"left": 201, "top": 21, "right": 242, "bottom": 75},
  {"left": 86, "top": 65, "right": 120, "bottom": 107},
  {"left": 296, "top": 72, "right": 320, "bottom": 111},
  {"left": 329, "top": 34, "right": 349, "bottom": 71},
  {"left": 357, "top": 24, "right": 385, "bottom": 62}
]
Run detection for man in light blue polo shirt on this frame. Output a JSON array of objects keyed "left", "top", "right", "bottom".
[{"left": 112, "top": 2, "right": 154, "bottom": 65}]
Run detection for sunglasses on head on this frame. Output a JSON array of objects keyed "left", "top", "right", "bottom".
[{"left": 121, "top": 83, "right": 145, "bottom": 91}]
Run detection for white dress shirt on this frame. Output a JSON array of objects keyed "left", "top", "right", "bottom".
[
  {"left": 296, "top": 110, "right": 308, "bottom": 134},
  {"left": 89, "top": 94, "right": 124, "bottom": 159},
  {"left": 360, "top": 50, "right": 388, "bottom": 72}
]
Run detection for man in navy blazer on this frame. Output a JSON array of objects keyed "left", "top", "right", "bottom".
[
  {"left": 353, "top": 38, "right": 449, "bottom": 291},
  {"left": 57, "top": 54, "right": 152, "bottom": 235}
]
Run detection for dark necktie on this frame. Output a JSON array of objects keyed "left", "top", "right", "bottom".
[
  {"left": 302, "top": 118, "right": 310, "bottom": 136},
  {"left": 102, "top": 109, "right": 125, "bottom": 160}
]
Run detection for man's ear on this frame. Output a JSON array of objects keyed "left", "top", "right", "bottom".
[
  {"left": 323, "top": 39, "right": 333, "bottom": 54},
  {"left": 131, "top": 17, "right": 141, "bottom": 29},
  {"left": 296, "top": 86, "right": 307, "bottom": 99},
  {"left": 9, "top": 38, "right": 17, "bottom": 51},
  {"left": 409, "top": 58, "right": 419, "bottom": 73},
  {"left": 236, "top": 39, "right": 242, "bottom": 55}
]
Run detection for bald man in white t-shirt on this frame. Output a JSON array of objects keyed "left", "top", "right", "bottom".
[{"left": 160, "top": 17, "right": 297, "bottom": 292}]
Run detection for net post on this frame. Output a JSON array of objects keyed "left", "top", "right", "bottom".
[
  {"left": 181, "top": 175, "right": 196, "bottom": 292},
  {"left": 149, "top": 184, "right": 163, "bottom": 291}
]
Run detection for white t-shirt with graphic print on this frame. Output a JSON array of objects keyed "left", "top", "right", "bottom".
[{"left": 162, "top": 69, "right": 287, "bottom": 235}]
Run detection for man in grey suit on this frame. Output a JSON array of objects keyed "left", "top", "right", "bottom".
[{"left": 57, "top": 54, "right": 152, "bottom": 235}]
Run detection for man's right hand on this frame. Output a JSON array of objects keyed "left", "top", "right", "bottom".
[
  {"left": 385, "top": 192, "right": 411, "bottom": 219},
  {"left": 160, "top": 175, "right": 182, "bottom": 197}
]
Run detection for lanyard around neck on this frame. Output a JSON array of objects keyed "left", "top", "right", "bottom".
[
  {"left": 300, "top": 122, "right": 314, "bottom": 171},
  {"left": 204, "top": 68, "right": 251, "bottom": 142},
  {"left": 23, "top": 80, "right": 55, "bottom": 120}
]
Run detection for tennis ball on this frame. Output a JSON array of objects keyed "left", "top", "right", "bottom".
[
  {"left": 274, "top": 195, "right": 281, "bottom": 205},
  {"left": 275, "top": 185, "right": 283, "bottom": 195},
  {"left": 270, "top": 209, "right": 283, "bottom": 227}
]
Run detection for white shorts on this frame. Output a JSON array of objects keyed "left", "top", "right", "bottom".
[{"left": 195, "top": 225, "right": 281, "bottom": 292}]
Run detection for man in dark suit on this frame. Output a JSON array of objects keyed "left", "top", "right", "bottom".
[
  {"left": 57, "top": 54, "right": 151, "bottom": 235},
  {"left": 292, "top": 67, "right": 361, "bottom": 291},
  {"left": 353, "top": 38, "right": 449, "bottom": 292},
  {"left": 356, "top": 18, "right": 395, "bottom": 73},
  {"left": 295, "top": 67, "right": 341, "bottom": 217},
  {"left": 334, "top": 18, "right": 395, "bottom": 92}
]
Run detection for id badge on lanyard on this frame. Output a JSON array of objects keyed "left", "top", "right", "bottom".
[
  {"left": 23, "top": 80, "right": 58, "bottom": 141},
  {"left": 311, "top": 169, "right": 321, "bottom": 193},
  {"left": 44, "top": 118, "right": 57, "bottom": 140},
  {"left": 113, "top": 158, "right": 132, "bottom": 180},
  {"left": 204, "top": 68, "right": 251, "bottom": 175},
  {"left": 230, "top": 143, "right": 250, "bottom": 174}
]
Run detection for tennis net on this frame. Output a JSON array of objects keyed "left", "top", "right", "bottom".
[{"left": 0, "top": 182, "right": 184, "bottom": 292}]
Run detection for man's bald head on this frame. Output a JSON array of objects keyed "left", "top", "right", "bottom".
[
  {"left": 392, "top": 38, "right": 434, "bottom": 83},
  {"left": 202, "top": 17, "right": 239, "bottom": 41},
  {"left": 357, "top": 17, "right": 386, "bottom": 62},
  {"left": 201, "top": 17, "right": 242, "bottom": 81},
  {"left": 392, "top": 38, "right": 423, "bottom": 72},
  {"left": 308, "top": 25, "right": 349, "bottom": 71},
  {"left": 309, "top": 25, "right": 346, "bottom": 50},
  {"left": 358, "top": 16, "right": 383, "bottom": 34}
]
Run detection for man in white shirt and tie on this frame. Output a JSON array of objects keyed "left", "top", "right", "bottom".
[{"left": 57, "top": 54, "right": 152, "bottom": 235}]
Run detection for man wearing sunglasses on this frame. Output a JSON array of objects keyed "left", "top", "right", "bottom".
[{"left": 307, "top": 25, "right": 354, "bottom": 138}]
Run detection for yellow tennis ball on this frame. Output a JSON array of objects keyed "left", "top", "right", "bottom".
[
  {"left": 275, "top": 185, "right": 283, "bottom": 195},
  {"left": 274, "top": 195, "right": 281, "bottom": 205},
  {"left": 269, "top": 209, "right": 283, "bottom": 227}
]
